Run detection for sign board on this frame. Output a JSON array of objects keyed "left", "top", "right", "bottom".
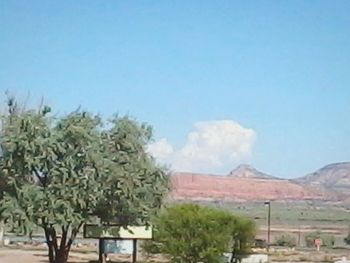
[
  {"left": 314, "top": 238, "right": 322, "bottom": 251},
  {"left": 314, "top": 238, "right": 322, "bottom": 245},
  {"left": 83, "top": 225, "right": 152, "bottom": 239}
]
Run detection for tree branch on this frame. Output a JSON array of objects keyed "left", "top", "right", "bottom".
[
  {"left": 60, "top": 225, "right": 69, "bottom": 251},
  {"left": 67, "top": 221, "right": 84, "bottom": 250},
  {"left": 43, "top": 225, "right": 54, "bottom": 263},
  {"left": 49, "top": 225, "right": 59, "bottom": 254},
  {"left": 32, "top": 167, "right": 45, "bottom": 187}
]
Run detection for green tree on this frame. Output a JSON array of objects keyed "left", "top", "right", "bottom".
[
  {"left": 144, "top": 203, "right": 255, "bottom": 263},
  {"left": 229, "top": 217, "right": 256, "bottom": 263},
  {"left": 0, "top": 95, "right": 24, "bottom": 244},
  {"left": 0, "top": 98, "right": 169, "bottom": 263}
]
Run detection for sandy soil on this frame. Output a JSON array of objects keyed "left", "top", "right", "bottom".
[
  {"left": 0, "top": 247, "right": 162, "bottom": 263},
  {"left": 2, "top": 247, "right": 350, "bottom": 263},
  {"left": 0, "top": 248, "right": 99, "bottom": 263}
]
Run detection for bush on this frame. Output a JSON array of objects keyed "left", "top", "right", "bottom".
[
  {"left": 344, "top": 226, "right": 350, "bottom": 245},
  {"left": 305, "top": 231, "right": 335, "bottom": 248},
  {"left": 274, "top": 234, "right": 297, "bottom": 247},
  {"left": 143, "top": 203, "right": 255, "bottom": 263},
  {"left": 344, "top": 234, "right": 350, "bottom": 245},
  {"left": 141, "top": 240, "right": 162, "bottom": 255}
]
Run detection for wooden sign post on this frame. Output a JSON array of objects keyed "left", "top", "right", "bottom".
[{"left": 84, "top": 225, "right": 152, "bottom": 263}]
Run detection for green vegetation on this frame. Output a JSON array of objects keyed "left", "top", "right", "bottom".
[
  {"left": 143, "top": 203, "right": 255, "bottom": 263},
  {"left": 274, "top": 233, "right": 297, "bottom": 247},
  {"left": 199, "top": 201, "right": 350, "bottom": 248},
  {"left": 202, "top": 201, "right": 350, "bottom": 227},
  {"left": 344, "top": 226, "right": 350, "bottom": 245},
  {"left": 0, "top": 97, "right": 169, "bottom": 263},
  {"left": 344, "top": 235, "right": 350, "bottom": 245},
  {"left": 230, "top": 215, "right": 256, "bottom": 260}
]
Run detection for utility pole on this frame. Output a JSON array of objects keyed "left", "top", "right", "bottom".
[{"left": 264, "top": 201, "right": 271, "bottom": 252}]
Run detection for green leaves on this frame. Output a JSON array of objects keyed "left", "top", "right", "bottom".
[
  {"left": 0, "top": 99, "right": 169, "bottom": 234},
  {"left": 146, "top": 204, "right": 233, "bottom": 263},
  {"left": 144, "top": 204, "right": 255, "bottom": 263},
  {"left": 0, "top": 95, "right": 170, "bottom": 263}
]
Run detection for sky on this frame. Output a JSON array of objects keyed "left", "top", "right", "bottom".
[{"left": 1, "top": 1, "right": 350, "bottom": 178}]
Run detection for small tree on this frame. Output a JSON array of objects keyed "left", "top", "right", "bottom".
[
  {"left": 0, "top": 97, "right": 169, "bottom": 263},
  {"left": 144, "top": 203, "right": 255, "bottom": 263},
  {"left": 229, "top": 217, "right": 256, "bottom": 263}
]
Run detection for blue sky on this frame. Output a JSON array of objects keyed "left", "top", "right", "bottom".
[{"left": 1, "top": 1, "right": 350, "bottom": 178}]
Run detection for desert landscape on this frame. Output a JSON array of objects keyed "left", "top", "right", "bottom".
[
  {"left": 2, "top": 162, "right": 350, "bottom": 262},
  {"left": 172, "top": 162, "right": 350, "bottom": 202},
  {"left": 2, "top": 1, "right": 350, "bottom": 262},
  {"left": 171, "top": 162, "right": 350, "bottom": 248}
]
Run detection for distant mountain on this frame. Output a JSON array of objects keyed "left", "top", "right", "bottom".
[
  {"left": 228, "top": 164, "right": 276, "bottom": 179},
  {"left": 171, "top": 162, "right": 350, "bottom": 202},
  {"left": 171, "top": 165, "right": 325, "bottom": 202},
  {"left": 294, "top": 162, "right": 350, "bottom": 198}
]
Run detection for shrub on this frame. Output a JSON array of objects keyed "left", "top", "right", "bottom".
[
  {"left": 274, "top": 234, "right": 297, "bottom": 247},
  {"left": 344, "top": 234, "right": 350, "bottom": 245},
  {"left": 344, "top": 226, "right": 350, "bottom": 245},
  {"left": 141, "top": 239, "right": 162, "bottom": 255},
  {"left": 143, "top": 203, "right": 255, "bottom": 263}
]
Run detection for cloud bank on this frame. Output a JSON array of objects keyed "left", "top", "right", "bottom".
[{"left": 148, "top": 120, "right": 256, "bottom": 174}]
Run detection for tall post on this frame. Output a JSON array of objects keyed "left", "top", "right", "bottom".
[
  {"left": 264, "top": 201, "right": 271, "bottom": 252},
  {"left": 99, "top": 239, "right": 106, "bottom": 263},
  {"left": 132, "top": 239, "right": 137, "bottom": 263}
]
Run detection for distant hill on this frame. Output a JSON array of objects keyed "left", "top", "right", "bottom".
[
  {"left": 228, "top": 164, "right": 276, "bottom": 179},
  {"left": 171, "top": 162, "right": 350, "bottom": 202},
  {"left": 171, "top": 165, "right": 325, "bottom": 202},
  {"left": 294, "top": 162, "right": 350, "bottom": 198}
]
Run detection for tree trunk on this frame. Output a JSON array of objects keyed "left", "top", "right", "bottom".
[
  {"left": 230, "top": 243, "right": 240, "bottom": 263},
  {"left": 43, "top": 223, "right": 83, "bottom": 263},
  {"left": 28, "top": 230, "right": 33, "bottom": 242},
  {"left": 44, "top": 227, "right": 70, "bottom": 263},
  {"left": 0, "top": 220, "right": 4, "bottom": 246},
  {"left": 45, "top": 243, "right": 70, "bottom": 263},
  {"left": 54, "top": 248, "right": 69, "bottom": 263},
  {"left": 46, "top": 242, "right": 55, "bottom": 263}
]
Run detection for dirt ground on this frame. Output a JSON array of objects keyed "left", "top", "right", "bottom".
[
  {"left": 0, "top": 248, "right": 96, "bottom": 263},
  {"left": 1, "top": 247, "right": 350, "bottom": 263},
  {"left": 0, "top": 248, "right": 143, "bottom": 263},
  {"left": 0, "top": 247, "right": 165, "bottom": 263}
]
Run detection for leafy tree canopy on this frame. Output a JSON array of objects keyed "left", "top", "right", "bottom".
[{"left": 0, "top": 97, "right": 169, "bottom": 263}]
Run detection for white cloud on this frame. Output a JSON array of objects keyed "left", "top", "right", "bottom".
[
  {"left": 147, "top": 138, "right": 174, "bottom": 159},
  {"left": 148, "top": 120, "right": 256, "bottom": 174}
]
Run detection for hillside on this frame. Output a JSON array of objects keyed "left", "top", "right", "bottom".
[
  {"left": 171, "top": 162, "right": 350, "bottom": 202},
  {"left": 294, "top": 162, "right": 350, "bottom": 198},
  {"left": 171, "top": 165, "right": 326, "bottom": 202},
  {"left": 228, "top": 164, "right": 276, "bottom": 179}
]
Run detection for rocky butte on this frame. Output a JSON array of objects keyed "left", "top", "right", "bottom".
[{"left": 171, "top": 163, "right": 350, "bottom": 202}]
